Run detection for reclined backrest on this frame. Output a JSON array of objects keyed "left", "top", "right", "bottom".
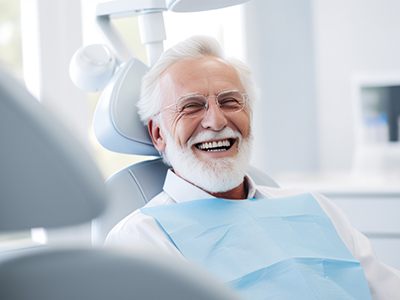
[
  {"left": 91, "top": 60, "right": 279, "bottom": 243},
  {"left": 0, "top": 68, "right": 240, "bottom": 300}
]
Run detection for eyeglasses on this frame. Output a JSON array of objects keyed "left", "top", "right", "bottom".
[{"left": 158, "top": 89, "right": 248, "bottom": 119}]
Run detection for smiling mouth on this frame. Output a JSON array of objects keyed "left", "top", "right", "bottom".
[{"left": 194, "top": 138, "right": 236, "bottom": 152}]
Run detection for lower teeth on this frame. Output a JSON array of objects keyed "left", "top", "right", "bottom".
[{"left": 207, "top": 148, "right": 226, "bottom": 152}]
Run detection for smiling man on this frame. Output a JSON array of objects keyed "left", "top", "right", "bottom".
[
  {"left": 148, "top": 54, "right": 252, "bottom": 200},
  {"left": 106, "top": 36, "right": 399, "bottom": 299}
]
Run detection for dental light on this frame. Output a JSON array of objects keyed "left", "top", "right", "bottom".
[
  {"left": 70, "top": 0, "right": 250, "bottom": 155},
  {"left": 70, "top": 44, "right": 117, "bottom": 92}
]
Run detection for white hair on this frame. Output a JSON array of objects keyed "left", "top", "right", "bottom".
[{"left": 137, "top": 35, "right": 256, "bottom": 124}]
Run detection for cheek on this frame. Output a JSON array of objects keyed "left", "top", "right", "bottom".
[
  {"left": 171, "top": 118, "right": 199, "bottom": 147},
  {"left": 231, "top": 112, "right": 251, "bottom": 138}
]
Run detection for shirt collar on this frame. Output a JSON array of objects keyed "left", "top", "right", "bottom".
[
  {"left": 163, "top": 169, "right": 258, "bottom": 203},
  {"left": 246, "top": 175, "right": 257, "bottom": 198}
]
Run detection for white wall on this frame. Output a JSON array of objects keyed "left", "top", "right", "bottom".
[
  {"left": 313, "top": 0, "right": 400, "bottom": 172},
  {"left": 243, "top": 0, "right": 319, "bottom": 176},
  {"left": 243, "top": 0, "right": 400, "bottom": 176}
]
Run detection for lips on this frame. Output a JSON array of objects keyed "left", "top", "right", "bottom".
[{"left": 195, "top": 138, "right": 235, "bottom": 152}]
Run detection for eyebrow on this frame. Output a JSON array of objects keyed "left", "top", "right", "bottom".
[{"left": 178, "top": 89, "right": 242, "bottom": 99}]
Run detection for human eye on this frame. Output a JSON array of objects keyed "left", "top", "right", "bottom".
[
  {"left": 177, "top": 96, "right": 206, "bottom": 115},
  {"left": 218, "top": 92, "right": 243, "bottom": 110}
]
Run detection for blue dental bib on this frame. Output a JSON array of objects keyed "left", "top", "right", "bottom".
[{"left": 142, "top": 193, "right": 371, "bottom": 299}]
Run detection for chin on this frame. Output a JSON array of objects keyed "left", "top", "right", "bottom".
[{"left": 182, "top": 158, "right": 246, "bottom": 193}]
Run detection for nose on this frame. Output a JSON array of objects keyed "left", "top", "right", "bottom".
[{"left": 200, "top": 98, "right": 228, "bottom": 131}]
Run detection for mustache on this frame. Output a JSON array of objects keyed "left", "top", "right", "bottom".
[{"left": 187, "top": 127, "right": 242, "bottom": 148}]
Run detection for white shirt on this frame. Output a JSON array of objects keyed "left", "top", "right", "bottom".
[{"left": 106, "top": 170, "right": 400, "bottom": 299}]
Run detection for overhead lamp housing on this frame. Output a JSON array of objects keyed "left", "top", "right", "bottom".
[{"left": 166, "top": 0, "right": 250, "bottom": 12}]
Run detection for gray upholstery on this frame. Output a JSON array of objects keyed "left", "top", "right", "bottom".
[
  {"left": 92, "top": 158, "right": 169, "bottom": 243},
  {"left": 0, "top": 248, "right": 239, "bottom": 300},
  {"left": 92, "top": 158, "right": 279, "bottom": 244},
  {"left": 93, "top": 58, "right": 158, "bottom": 155},
  {"left": 0, "top": 68, "right": 107, "bottom": 231},
  {"left": 0, "top": 68, "right": 240, "bottom": 300}
]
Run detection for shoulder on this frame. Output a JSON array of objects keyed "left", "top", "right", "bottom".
[
  {"left": 105, "top": 192, "right": 173, "bottom": 240},
  {"left": 257, "top": 185, "right": 348, "bottom": 218},
  {"left": 257, "top": 185, "right": 356, "bottom": 247},
  {"left": 105, "top": 208, "right": 159, "bottom": 246},
  {"left": 105, "top": 192, "right": 182, "bottom": 257}
]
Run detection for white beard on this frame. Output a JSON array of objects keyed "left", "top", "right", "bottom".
[{"left": 162, "top": 127, "right": 252, "bottom": 193}]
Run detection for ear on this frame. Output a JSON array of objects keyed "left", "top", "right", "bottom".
[{"left": 147, "top": 118, "right": 166, "bottom": 152}]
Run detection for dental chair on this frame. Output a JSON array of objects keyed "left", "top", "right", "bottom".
[
  {"left": 90, "top": 57, "right": 279, "bottom": 245},
  {"left": 0, "top": 68, "right": 240, "bottom": 299},
  {"left": 90, "top": 55, "right": 279, "bottom": 244}
]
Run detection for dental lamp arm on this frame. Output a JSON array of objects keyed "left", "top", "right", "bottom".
[
  {"left": 96, "top": 15, "right": 134, "bottom": 63},
  {"left": 96, "top": 0, "right": 167, "bottom": 65},
  {"left": 138, "top": 13, "right": 166, "bottom": 66},
  {"left": 71, "top": 0, "right": 252, "bottom": 92},
  {"left": 94, "top": 0, "right": 251, "bottom": 66}
]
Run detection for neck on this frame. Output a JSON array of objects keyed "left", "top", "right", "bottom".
[
  {"left": 210, "top": 180, "right": 247, "bottom": 200},
  {"left": 172, "top": 169, "right": 248, "bottom": 200}
]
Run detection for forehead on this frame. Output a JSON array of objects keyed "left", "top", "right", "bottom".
[{"left": 159, "top": 56, "right": 244, "bottom": 98}]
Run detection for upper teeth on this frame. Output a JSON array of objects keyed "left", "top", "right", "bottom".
[{"left": 198, "top": 139, "right": 231, "bottom": 150}]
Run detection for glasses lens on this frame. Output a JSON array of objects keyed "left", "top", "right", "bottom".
[
  {"left": 217, "top": 90, "right": 245, "bottom": 112},
  {"left": 177, "top": 95, "right": 207, "bottom": 118}
]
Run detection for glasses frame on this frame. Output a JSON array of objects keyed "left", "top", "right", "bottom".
[{"left": 156, "top": 89, "right": 249, "bottom": 119}]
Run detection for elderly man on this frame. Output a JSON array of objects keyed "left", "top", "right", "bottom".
[{"left": 106, "top": 36, "right": 399, "bottom": 299}]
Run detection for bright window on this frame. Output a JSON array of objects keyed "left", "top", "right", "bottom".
[
  {"left": 164, "top": 6, "right": 245, "bottom": 60},
  {"left": 0, "top": 0, "right": 22, "bottom": 77}
]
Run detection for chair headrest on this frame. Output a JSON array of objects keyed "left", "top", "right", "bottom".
[
  {"left": 93, "top": 58, "right": 159, "bottom": 156},
  {"left": 0, "top": 68, "right": 107, "bottom": 231}
]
